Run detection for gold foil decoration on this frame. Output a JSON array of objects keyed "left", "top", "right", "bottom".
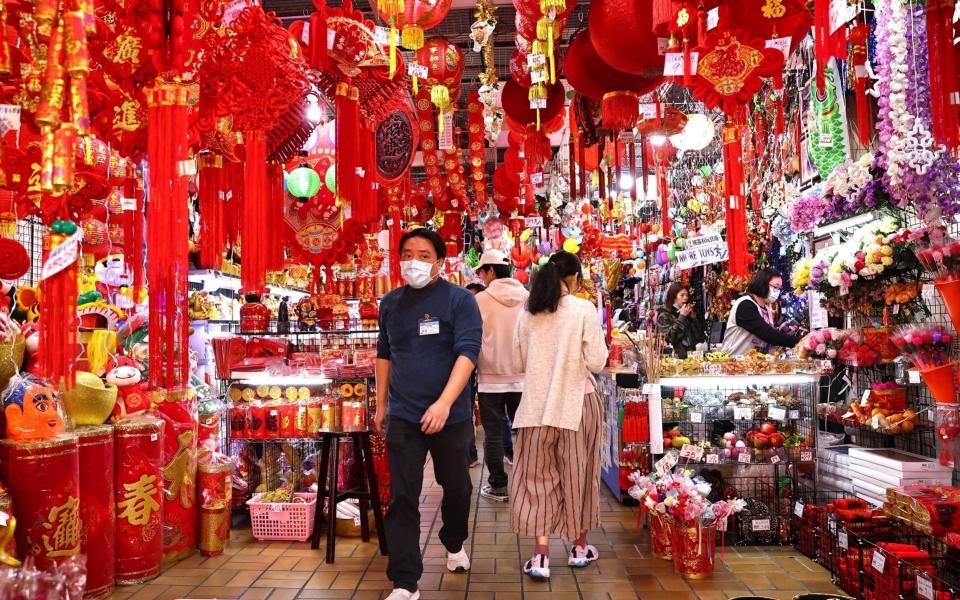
[
  {"left": 0, "top": 3, "right": 11, "bottom": 78},
  {"left": 40, "top": 129, "right": 55, "bottom": 192},
  {"left": 35, "top": 22, "right": 65, "bottom": 129}
]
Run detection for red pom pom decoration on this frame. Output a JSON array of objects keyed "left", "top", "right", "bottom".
[{"left": 0, "top": 239, "right": 30, "bottom": 281}]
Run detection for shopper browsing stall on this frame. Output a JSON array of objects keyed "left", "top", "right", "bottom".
[
  {"left": 656, "top": 283, "right": 703, "bottom": 358},
  {"left": 510, "top": 251, "right": 609, "bottom": 579},
  {"left": 474, "top": 249, "right": 529, "bottom": 502},
  {"left": 374, "top": 229, "right": 482, "bottom": 600},
  {"left": 721, "top": 267, "right": 802, "bottom": 356}
]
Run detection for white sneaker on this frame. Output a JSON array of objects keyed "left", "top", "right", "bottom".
[
  {"left": 523, "top": 554, "right": 550, "bottom": 579},
  {"left": 568, "top": 544, "right": 599, "bottom": 567},
  {"left": 385, "top": 589, "right": 419, "bottom": 600},
  {"left": 446, "top": 547, "right": 471, "bottom": 572}
]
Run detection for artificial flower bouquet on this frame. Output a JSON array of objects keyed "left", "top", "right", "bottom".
[
  {"left": 796, "top": 328, "right": 853, "bottom": 361},
  {"left": 891, "top": 324, "right": 957, "bottom": 409},
  {"left": 628, "top": 469, "right": 745, "bottom": 532},
  {"left": 911, "top": 226, "right": 960, "bottom": 335}
]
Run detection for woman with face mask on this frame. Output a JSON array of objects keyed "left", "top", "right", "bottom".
[
  {"left": 721, "top": 267, "right": 803, "bottom": 356},
  {"left": 655, "top": 283, "right": 703, "bottom": 359}
]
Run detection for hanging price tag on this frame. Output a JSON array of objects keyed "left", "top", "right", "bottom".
[
  {"left": 529, "top": 98, "right": 548, "bottom": 110},
  {"left": 752, "top": 519, "right": 771, "bottom": 532},
  {"left": 734, "top": 406, "right": 753, "bottom": 420},
  {"left": 689, "top": 410, "right": 703, "bottom": 423},
  {"left": 707, "top": 7, "right": 720, "bottom": 29},
  {"left": 789, "top": 410, "right": 800, "bottom": 419},
  {"left": 738, "top": 451, "right": 752, "bottom": 464},
  {"left": 839, "top": 531, "right": 848, "bottom": 549},
  {"left": 680, "top": 444, "right": 704, "bottom": 460},
  {"left": 705, "top": 453, "right": 720, "bottom": 464},
  {"left": 639, "top": 103, "right": 658, "bottom": 119},
  {"left": 0, "top": 104, "right": 22, "bottom": 135},
  {"left": 374, "top": 26, "right": 399, "bottom": 46},
  {"left": 525, "top": 216, "right": 543, "bottom": 228},
  {"left": 530, "top": 68, "right": 547, "bottom": 84},
  {"left": 768, "top": 406, "right": 787, "bottom": 422},
  {"left": 819, "top": 132, "right": 835, "bottom": 148},
  {"left": 872, "top": 551, "right": 886, "bottom": 573},
  {"left": 770, "top": 454, "right": 781, "bottom": 465},
  {"left": 795, "top": 501, "right": 805, "bottom": 518},
  {"left": 829, "top": 518, "right": 837, "bottom": 534},
  {"left": 765, "top": 37, "right": 792, "bottom": 59},
  {"left": 353, "top": 516, "right": 362, "bottom": 527},
  {"left": 527, "top": 53, "right": 547, "bottom": 68},
  {"left": 860, "top": 390, "right": 872, "bottom": 406},
  {"left": 871, "top": 415, "right": 880, "bottom": 429},
  {"left": 916, "top": 573, "right": 935, "bottom": 600},
  {"left": 663, "top": 52, "right": 699, "bottom": 76},
  {"left": 40, "top": 230, "right": 82, "bottom": 281},
  {"left": 908, "top": 369, "right": 922, "bottom": 384},
  {"left": 655, "top": 451, "right": 679, "bottom": 474},
  {"left": 704, "top": 363, "right": 723, "bottom": 376},
  {"left": 408, "top": 63, "right": 429, "bottom": 79},
  {"left": 800, "top": 450, "right": 813, "bottom": 462},
  {"left": 121, "top": 197, "right": 138, "bottom": 211}
]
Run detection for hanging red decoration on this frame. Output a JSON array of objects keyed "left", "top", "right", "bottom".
[
  {"left": 467, "top": 93, "right": 488, "bottom": 207},
  {"left": 0, "top": 238, "right": 30, "bottom": 280},
  {"left": 848, "top": 23, "right": 873, "bottom": 146},
  {"left": 416, "top": 37, "right": 464, "bottom": 134},
  {"left": 589, "top": 0, "right": 668, "bottom": 75},
  {"left": 197, "top": 155, "right": 226, "bottom": 270},
  {"left": 145, "top": 82, "right": 190, "bottom": 392},
  {"left": 720, "top": 0, "right": 812, "bottom": 54},
  {"left": 926, "top": 0, "right": 960, "bottom": 152},
  {"left": 500, "top": 78, "right": 565, "bottom": 129},
  {"left": 812, "top": 0, "right": 847, "bottom": 93},
  {"left": 39, "top": 220, "right": 80, "bottom": 390}
]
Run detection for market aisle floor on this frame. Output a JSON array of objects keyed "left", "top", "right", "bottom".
[{"left": 111, "top": 455, "right": 845, "bottom": 600}]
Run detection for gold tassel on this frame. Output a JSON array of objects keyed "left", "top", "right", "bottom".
[
  {"left": 432, "top": 85, "right": 450, "bottom": 134},
  {"left": 402, "top": 24, "right": 424, "bottom": 51},
  {"left": 389, "top": 23, "right": 397, "bottom": 79},
  {"left": 539, "top": 0, "right": 566, "bottom": 20}
]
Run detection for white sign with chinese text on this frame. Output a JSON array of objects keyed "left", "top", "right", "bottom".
[{"left": 674, "top": 232, "right": 728, "bottom": 270}]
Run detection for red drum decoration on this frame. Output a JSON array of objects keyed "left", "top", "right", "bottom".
[
  {"left": 114, "top": 417, "right": 165, "bottom": 585},
  {"left": 157, "top": 402, "right": 198, "bottom": 563},
  {"left": 197, "top": 453, "right": 232, "bottom": 557},
  {"left": 78, "top": 425, "right": 115, "bottom": 599},
  {"left": 0, "top": 239, "right": 30, "bottom": 281},
  {"left": 589, "top": 0, "right": 668, "bottom": 75},
  {"left": 0, "top": 435, "right": 81, "bottom": 571}
]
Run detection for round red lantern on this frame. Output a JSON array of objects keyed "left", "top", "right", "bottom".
[
  {"left": 509, "top": 48, "right": 533, "bottom": 88},
  {"left": 374, "top": 0, "right": 452, "bottom": 51},
  {"left": 417, "top": 37, "right": 464, "bottom": 119},
  {"left": 589, "top": 0, "right": 667, "bottom": 75},
  {"left": 500, "top": 78, "right": 565, "bottom": 129}
]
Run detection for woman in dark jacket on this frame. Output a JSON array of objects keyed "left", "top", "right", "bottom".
[{"left": 656, "top": 283, "right": 703, "bottom": 358}]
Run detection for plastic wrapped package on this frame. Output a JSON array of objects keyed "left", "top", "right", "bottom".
[
  {"left": 936, "top": 403, "right": 960, "bottom": 468},
  {"left": 197, "top": 397, "right": 223, "bottom": 452},
  {"left": 0, "top": 435, "right": 80, "bottom": 572},
  {"left": 76, "top": 425, "right": 114, "bottom": 599},
  {"left": 0, "top": 555, "right": 88, "bottom": 600},
  {"left": 197, "top": 449, "right": 232, "bottom": 557},
  {"left": 114, "top": 415, "right": 164, "bottom": 585},
  {"left": 156, "top": 401, "right": 198, "bottom": 563}
]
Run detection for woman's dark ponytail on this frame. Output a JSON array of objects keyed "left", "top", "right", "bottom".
[{"left": 527, "top": 251, "right": 582, "bottom": 314}]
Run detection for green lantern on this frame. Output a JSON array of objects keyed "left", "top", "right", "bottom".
[
  {"left": 287, "top": 165, "right": 321, "bottom": 199},
  {"left": 699, "top": 165, "right": 712, "bottom": 177},
  {"left": 325, "top": 165, "right": 337, "bottom": 193}
]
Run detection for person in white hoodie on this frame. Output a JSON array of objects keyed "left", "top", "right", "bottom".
[{"left": 474, "top": 249, "right": 529, "bottom": 502}]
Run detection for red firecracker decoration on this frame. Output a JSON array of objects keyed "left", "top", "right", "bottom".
[
  {"left": 39, "top": 220, "right": 80, "bottom": 390},
  {"left": 145, "top": 82, "right": 190, "bottom": 392}
]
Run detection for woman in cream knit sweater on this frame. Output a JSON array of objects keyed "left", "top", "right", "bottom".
[{"left": 510, "top": 251, "right": 609, "bottom": 579}]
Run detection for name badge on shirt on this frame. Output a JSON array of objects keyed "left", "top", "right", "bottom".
[{"left": 419, "top": 314, "right": 440, "bottom": 336}]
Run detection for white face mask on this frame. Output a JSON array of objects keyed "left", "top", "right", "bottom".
[
  {"left": 767, "top": 288, "right": 781, "bottom": 303},
  {"left": 400, "top": 259, "right": 437, "bottom": 289}
]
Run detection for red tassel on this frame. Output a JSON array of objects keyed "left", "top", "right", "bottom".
[
  {"left": 241, "top": 129, "right": 269, "bottom": 292},
  {"left": 197, "top": 155, "right": 225, "bottom": 269},
  {"left": 813, "top": 0, "right": 829, "bottom": 93},
  {"left": 658, "top": 165, "right": 671, "bottom": 236},
  {"left": 389, "top": 203, "right": 401, "bottom": 287},
  {"left": 266, "top": 163, "right": 286, "bottom": 272},
  {"left": 849, "top": 23, "right": 872, "bottom": 145},
  {"left": 629, "top": 142, "right": 637, "bottom": 202},
  {"left": 309, "top": 6, "right": 328, "bottom": 70},
  {"left": 39, "top": 227, "right": 79, "bottom": 390},
  {"left": 683, "top": 40, "right": 692, "bottom": 87},
  {"left": 602, "top": 92, "right": 638, "bottom": 131},
  {"left": 523, "top": 126, "right": 552, "bottom": 172},
  {"left": 145, "top": 82, "right": 190, "bottom": 391},
  {"left": 568, "top": 134, "right": 577, "bottom": 201},
  {"left": 223, "top": 160, "right": 242, "bottom": 249},
  {"left": 722, "top": 121, "right": 749, "bottom": 276},
  {"left": 336, "top": 84, "right": 360, "bottom": 210},
  {"left": 926, "top": 0, "right": 959, "bottom": 151},
  {"left": 598, "top": 167, "right": 606, "bottom": 202},
  {"left": 640, "top": 135, "right": 649, "bottom": 198}
]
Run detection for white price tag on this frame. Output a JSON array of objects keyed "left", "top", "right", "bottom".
[
  {"left": 819, "top": 132, "right": 835, "bottom": 147},
  {"left": 839, "top": 530, "right": 848, "bottom": 549},
  {"left": 765, "top": 37, "right": 792, "bottom": 59},
  {"left": 639, "top": 103, "right": 658, "bottom": 120},
  {"left": 734, "top": 406, "right": 753, "bottom": 420},
  {"left": 121, "top": 197, "right": 138, "bottom": 211},
  {"left": 150, "top": 433, "right": 158, "bottom": 441},
  {"left": 270, "top": 410, "right": 278, "bottom": 416},
  {"left": 438, "top": 113, "right": 454, "bottom": 149},
  {"left": 530, "top": 68, "right": 547, "bottom": 84},
  {"left": 861, "top": 390, "right": 872, "bottom": 406},
  {"left": 40, "top": 230, "right": 82, "bottom": 280},
  {"left": 707, "top": 7, "right": 719, "bottom": 29},
  {"left": 529, "top": 98, "right": 547, "bottom": 110},
  {"left": 373, "top": 26, "right": 399, "bottom": 46},
  {"left": 738, "top": 451, "right": 752, "bottom": 464},
  {"left": 527, "top": 53, "right": 547, "bottom": 68},
  {"left": 872, "top": 550, "right": 886, "bottom": 573},
  {"left": 770, "top": 454, "right": 781, "bottom": 464},
  {"left": 917, "top": 573, "right": 935, "bottom": 600},
  {"left": 801, "top": 451, "right": 813, "bottom": 462},
  {"left": 768, "top": 406, "right": 787, "bottom": 422},
  {"left": 642, "top": 383, "right": 661, "bottom": 396},
  {"left": 221, "top": 0, "right": 249, "bottom": 26},
  {"left": 752, "top": 519, "right": 771, "bottom": 532},
  {"left": 663, "top": 52, "right": 698, "bottom": 76},
  {"left": 829, "top": 0, "right": 855, "bottom": 33},
  {"left": 829, "top": 518, "right": 837, "bottom": 534},
  {"left": 524, "top": 216, "right": 543, "bottom": 228},
  {"left": 706, "top": 453, "right": 720, "bottom": 464},
  {"left": 789, "top": 410, "right": 800, "bottom": 419},
  {"left": 353, "top": 516, "right": 362, "bottom": 527},
  {"left": 655, "top": 451, "right": 679, "bottom": 474},
  {"left": 408, "top": 63, "right": 429, "bottom": 79},
  {"left": 871, "top": 415, "right": 880, "bottom": 429},
  {"left": 795, "top": 501, "right": 805, "bottom": 518},
  {"left": 689, "top": 410, "right": 703, "bottom": 423},
  {"left": 908, "top": 369, "right": 922, "bottom": 384},
  {"left": 0, "top": 511, "right": 8, "bottom": 527},
  {"left": 704, "top": 363, "right": 723, "bottom": 376},
  {"left": 0, "top": 104, "right": 22, "bottom": 135},
  {"left": 680, "top": 444, "right": 704, "bottom": 460},
  {"left": 270, "top": 503, "right": 283, "bottom": 513}
]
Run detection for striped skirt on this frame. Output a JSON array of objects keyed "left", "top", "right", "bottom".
[{"left": 509, "top": 392, "right": 603, "bottom": 541}]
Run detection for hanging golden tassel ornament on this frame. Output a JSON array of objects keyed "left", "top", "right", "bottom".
[
  {"left": 536, "top": 18, "right": 556, "bottom": 84},
  {"left": 431, "top": 84, "right": 451, "bottom": 134},
  {"left": 377, "top": 0, "right": 404, "bottom": 79},
  {"left": 539, "top": 0, "right": 565, "bottom": 21},
  {"left": 528, "top": 81, "right": 547, "bottom": 130},
  {"left": 402, "top": 24, "right": 424, "bottom": 51}
]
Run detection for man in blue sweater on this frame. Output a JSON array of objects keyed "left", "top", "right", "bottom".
[{"left": 374, "top": 228, "right": 482, "bottom": 600}]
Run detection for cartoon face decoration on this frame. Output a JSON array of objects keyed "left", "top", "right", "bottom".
[
  {"left": 2, "top": 375, "right": 65, "bottom": 440},
  {"left": 104, "top": 356, "right": 144, "bottom": 387}
]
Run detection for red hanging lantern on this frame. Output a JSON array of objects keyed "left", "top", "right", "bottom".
[
  {"left": 416, "top": 37, "right": 464, "bottom": 134},
  {"left": 589, "top": 0, "right": 669, "bottom": 75},
  {"left": 500, "top": 78, "right": 566, "bottom": 130}
]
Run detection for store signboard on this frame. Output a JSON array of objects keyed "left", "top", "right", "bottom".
[{"left": 674, "top": 232, "right": 728, "bottom": 270}]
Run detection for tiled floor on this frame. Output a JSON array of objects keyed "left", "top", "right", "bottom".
[{"left": 112, "top": 455, "right": 844, "bottom": 600}]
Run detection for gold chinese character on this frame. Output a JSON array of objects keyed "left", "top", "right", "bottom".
[
  {"left": 676, "top": 8, "right": 690, "bottom": 28},
  {"left": 118, "top": 474, "right": 161, "bottom": 526},
  {"left": 762, "top": 0, "right": 787, "bottom": 18},
  {"left": 162, "top": 430, "right": 196, "bottom": 509},
  {"left": 105, "top": 33, "right": 142, "bottom": 65},
  {"left": 113, "top": 100, "right": 141, "bottom": 133},
  {"left": 41, "top": 496, "right": 80, "bottom": 558}
]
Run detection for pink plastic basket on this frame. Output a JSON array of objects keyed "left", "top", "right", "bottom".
[{"left": 246, "top": 493, "right": 318, "bottom": 541}]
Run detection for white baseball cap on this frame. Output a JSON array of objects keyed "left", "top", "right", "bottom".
[{"left": 478, "top": 249, "right": 509, "bottom": 268}]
